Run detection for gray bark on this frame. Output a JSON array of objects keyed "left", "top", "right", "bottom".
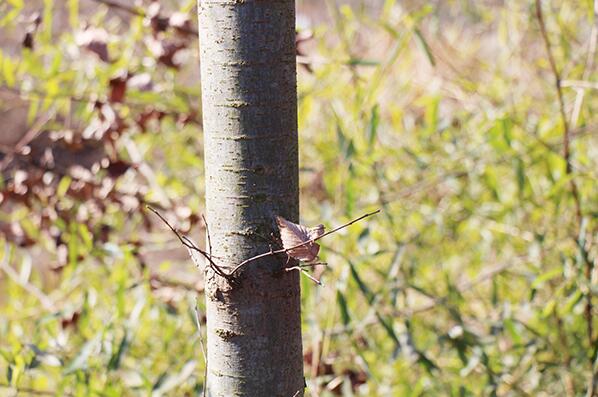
[{"left": 198, "top": 1, "right": 303, "bottom": 396}]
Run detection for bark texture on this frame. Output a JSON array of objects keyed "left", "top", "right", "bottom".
[{"left": 198, "top": 1, "right": 303, "bottom": 396}]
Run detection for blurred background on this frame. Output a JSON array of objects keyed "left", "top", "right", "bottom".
[{"left": 0, "top": 0, "right": 596, "bottom": 395}]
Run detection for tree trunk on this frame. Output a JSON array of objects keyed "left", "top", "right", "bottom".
[{"left": 198, "top": 1, "right": 303, "bottom": 396}]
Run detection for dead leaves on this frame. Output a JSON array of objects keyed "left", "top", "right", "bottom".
[
  {"left": 75, "top": 27, "right": 110, "bottom": 62},
  {"left": 275, "top": 216, "right": 325, "bottom": 262}
]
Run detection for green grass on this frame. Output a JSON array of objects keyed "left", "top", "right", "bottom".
[{"left": 0, "top": 0, "right": 597, "bottom": 396}]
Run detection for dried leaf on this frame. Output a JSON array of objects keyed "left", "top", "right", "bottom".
[
  {"left": 276, "top": 216, "right": 324, "bottom": 262},
  {"left": 135, "top": 108, "right": 164, "bottom": 132},
  {"left": 22, "top": 13, "right": 41, "bottom": 50},
  {"left": 169, "top": 12, "right": 190, "bottom": 30},
  {"left": 22, "top": 32, "right": 34, "bottom": 49},
  {"left": 61, "top": 311, "right": 81, "bottom": 329},
  {"left": 75, "top": 27, "right": 110, "bottom": 62},
  {"left": 109, "top": 74, "right": 128, "bottom": 103},
  {"left": 104, "top": 159, "right": 131, "bottom": 178},
  {"left": 147, "top": 2, "right": 168, "bottom": 35},
  {"left": 158, "top": 41, "right": 187, "bottom": 69}
]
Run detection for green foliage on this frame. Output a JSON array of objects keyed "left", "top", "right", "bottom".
[{"left": 0, "top": 0, "right": 597, "bottom": 396}]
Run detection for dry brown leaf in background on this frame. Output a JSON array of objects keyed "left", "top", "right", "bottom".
[{"left": 276, "top": 216, "right": 325, "bottom": 262}]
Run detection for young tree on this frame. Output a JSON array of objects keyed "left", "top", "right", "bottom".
[{"left": 198, "top": 1, "right": 303, "bottom": 396}]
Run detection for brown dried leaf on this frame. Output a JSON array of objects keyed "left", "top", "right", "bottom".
[
  {"left": 22, "top": 32, "right": 34, "bottom": 49},
  {"left": 61, "top": 311, "right": 81, "bottom": 330},
  {"left": 109, "top": 74, "right": 128, "bottom": 103},
  {"left": 169, "top": 12, "right": 193, "bottom": 36},
  {"left": 276, "top": 216, "right": 324, "bottom": 262},
  {"left": 104, "top": 159, "right": 131, "bottom": 178},
  {"left": 158, "top": 41, "right": 187, "bottom": 69},
  {"left": 75, "top": 27, "right": 110, "bottom": 62},
  {"left": 22, "top": 13, "right": 41, "bottom": 50}
]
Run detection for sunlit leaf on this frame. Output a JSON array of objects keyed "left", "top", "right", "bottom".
[{"left": 276, "top": 216, "right": 324, "bottom": 262}]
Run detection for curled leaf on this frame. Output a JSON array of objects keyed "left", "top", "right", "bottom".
[
  {"left": 75, "top": 27, "right": 110, "bottom": 62},
  {"left": 276, "top": 216, "right": 325, "bottom": 262}
]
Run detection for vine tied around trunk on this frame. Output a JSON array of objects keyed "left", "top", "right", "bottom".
[{"left": 147, "top": 206, "right": 380, "bottom": 282}]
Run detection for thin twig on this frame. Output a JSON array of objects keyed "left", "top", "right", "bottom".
[
  {"left": 581, "top": 4, "right": 598, "bottom": 397},
  {"left": 146, "top": 206, "right": 231, "bottom": 280},
  {"left": 149, "top": 206, "right": 379, "bottom": 279},
  {"left": 570, "top": 0, "right": 598, "bottom": 126},
  {"left": 285, "top": 266, "right": 322, "bottom": 286},
  {"left": 0, "top": 244, "right": 56, "bottom": 312},
  {"left": 0, "top": 110, "right": 54, "bottom": 170},
  {"left": 535, "top": 0, "right": 582, "bottom": 224},
  {"left": 228, "top": 210, "right": 380, "bottom": 276},
  {"left": 311, "top": 210, "right": 380, "bottom": 242},
  {"left": 0, "top": 86, "right": 201, "bottom": 125},
  {"left": 147, "top": 206, "right": 199, "bottom": 250},
  {"left": 89, "top": 0, "right": 199, "bottom": 36},
  {"left": 0, "top": 384, "right": 72, "bottom": 396},
  {"left": 145, "top": 273, "right": 203, "bottom": 292},
  {"left": 123, "top": 137, "right": 173, "bottom": 208},
  {"left": 91, "top": 0, "right": 143, "bottom": 16},
  {"left": 297, "top": 262, "right": 328, "bottom": 268},
  {"left": 551, "top": 294, "right": 576, "bottom": 397},
  {"left": 563, "top": 80, "right": 598, "bottom": 90},
  {"left": 535, "top": 7, "right": 594, "bottom": 392},
  {"left": 398, "top": 261, "right": 516, "bottom": 316},
  {"left": 202, "top": 214, "right": 213, "bottom": 259},
  {"left": 291, "top": 389, "right": 303, "bottom": 397},
  {"left": 536, "top": 5, "right": 598, "bottom": 396},
  {"left": 329, "top": 258, "right": 524, "bottom": 337}
]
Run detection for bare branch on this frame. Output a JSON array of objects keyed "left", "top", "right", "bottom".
[
  {"left": 0, "top": 86, "right": 200, "bottom": 125},
  {"left": 535, "top": 5, "right": 595, "bottom": 392},
  {"left": 89, "top": 0, "right": 199, "bottom": 36},
  {"left": 202, "top": 214, "right": 213, "bottom": 258},
  {"left": 296, "top": 262, "right": 328, "bottom": 269},
  {"left": 285, "top": 266, "right": 322, "bottom": 286},
  {"left": 535, "top": 0, "right": 582, "bottom": 223},
  {"left": 148, "top": 206, "right": 379, "bottom": 280},
  {"left": 90, "top": 0, "right": 144, "bottom": 16},
  {"left": 146, "top": 206, "right": 232, "bottom": 280},
  {"left": 0, "top": 244, "right": 56, "bottom": 312},
  {"left": 0, "top": 384, "right": 72, "bottom": 396},
  {"left": 228, "top": 209, "right": 380, "bottom": 276},
  {"left": 291, "top": 389, "right": 303, "bottom": 397}
]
